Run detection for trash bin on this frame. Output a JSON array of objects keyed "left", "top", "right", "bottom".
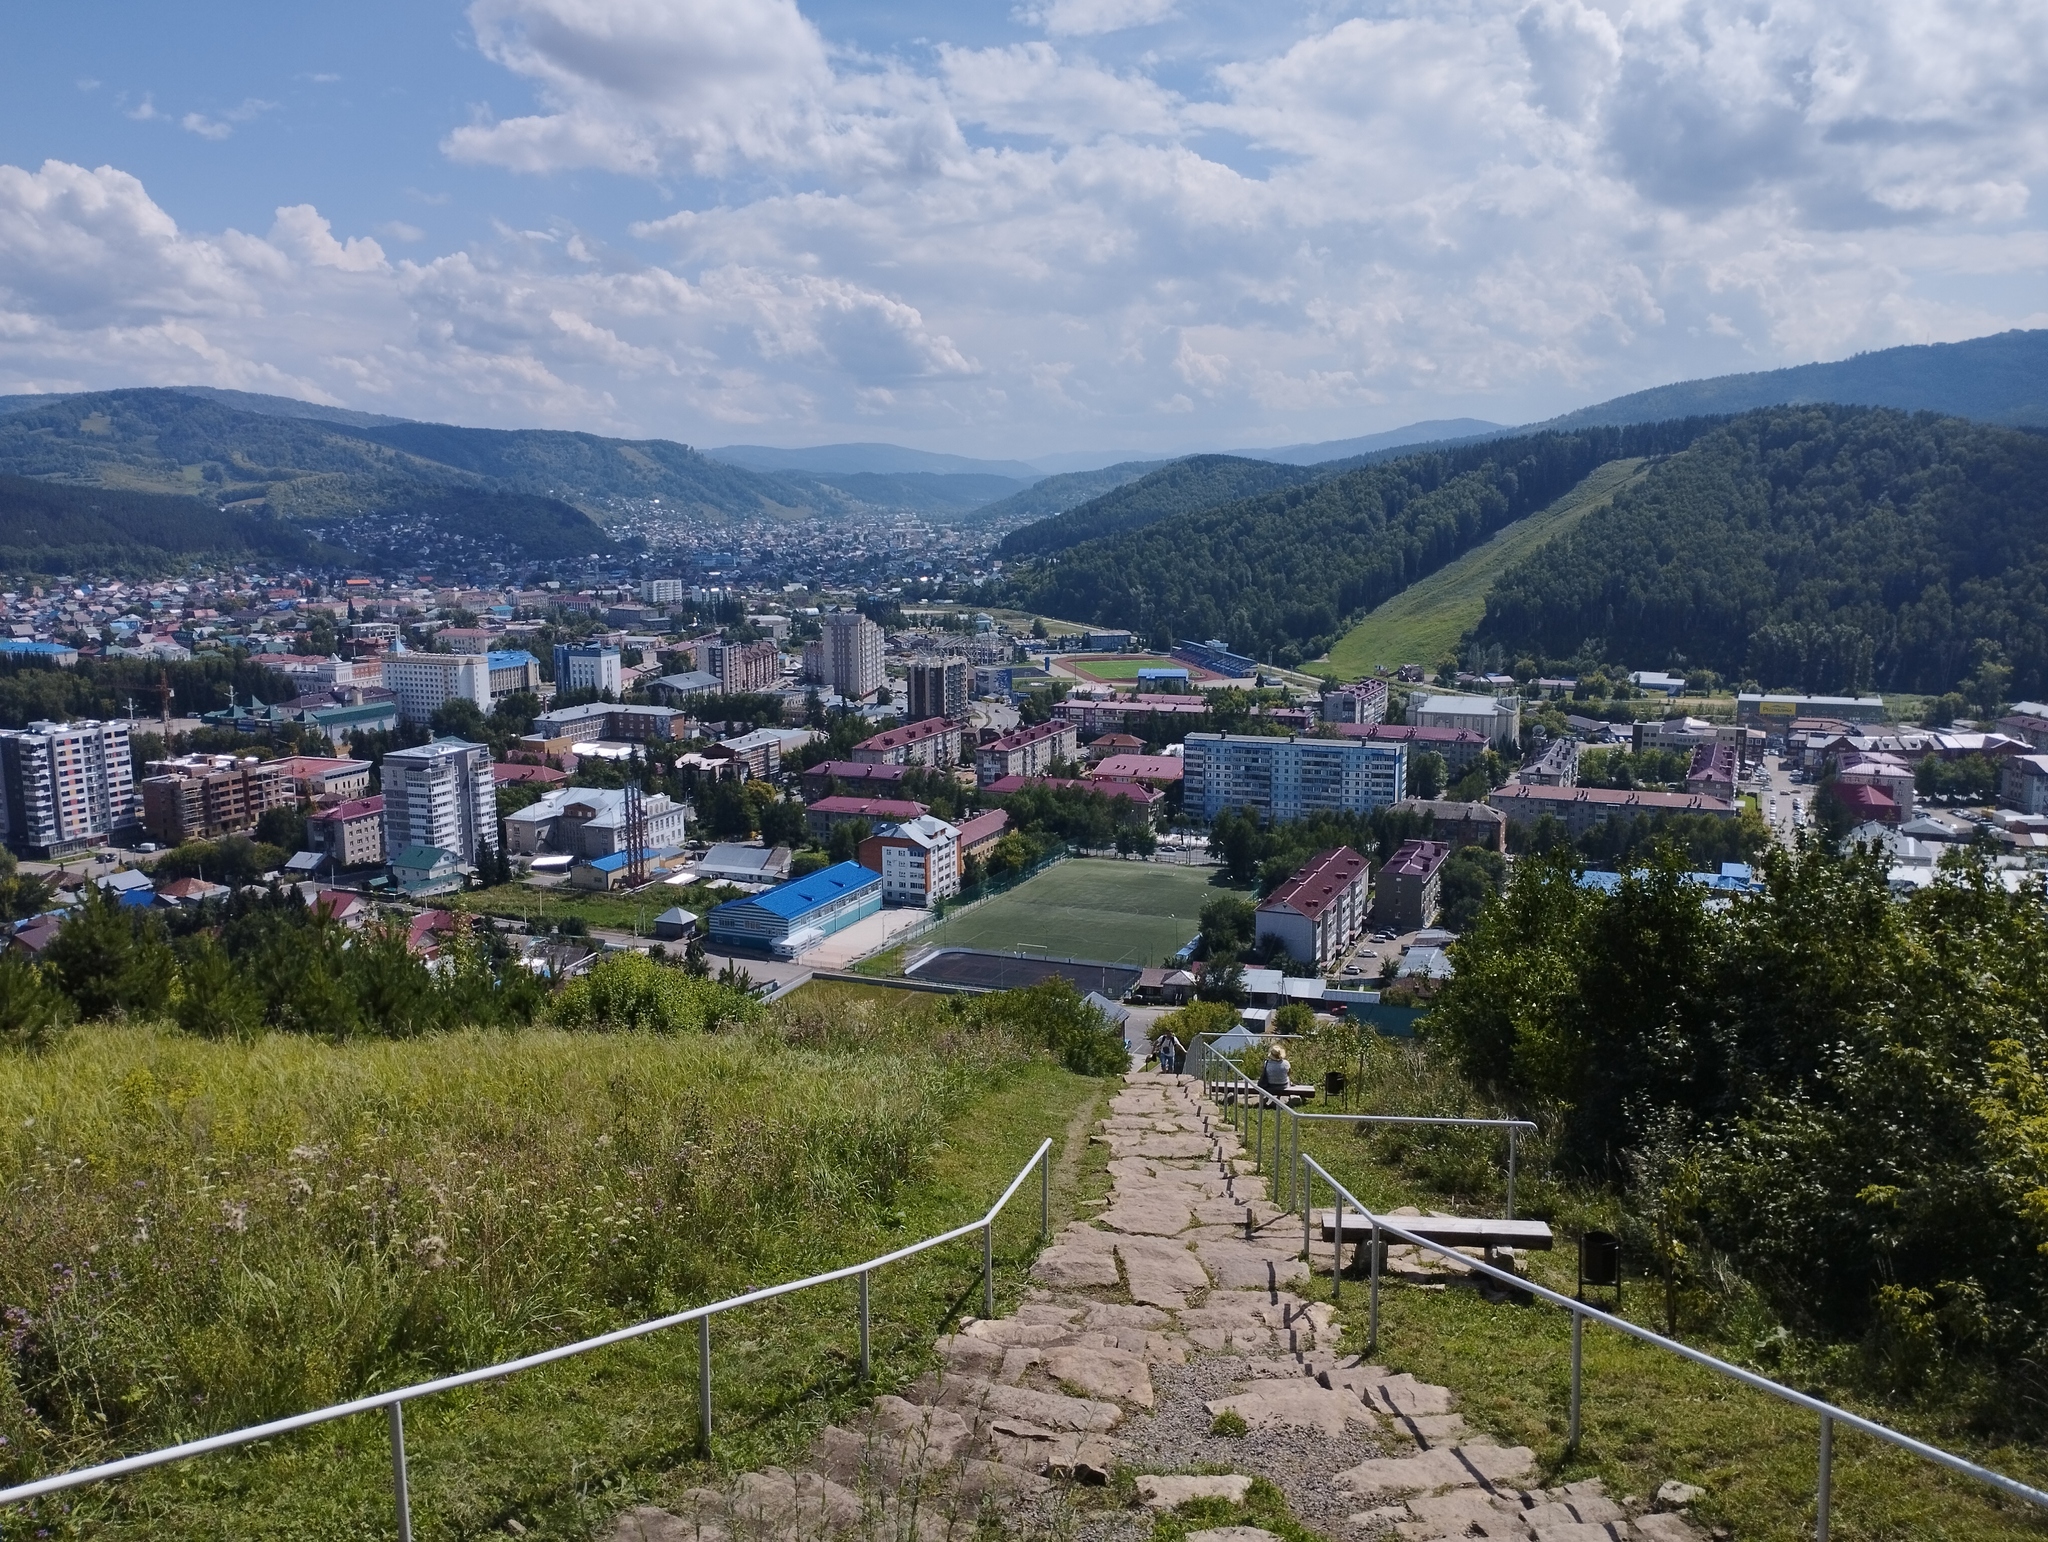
[{"left": 1578, "top": 1229, "right": 1621, "bottom": 1305}]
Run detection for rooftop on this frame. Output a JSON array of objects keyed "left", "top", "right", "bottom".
[
  {"left": 853, "top": 717, "right": 955, "bottom": 753},
  {"left": 808, "top": 795, "right": 930, "bottom": 818},
  {"left": 1260, "top": 846, "right": 1369, "bottom": 921},
  {"left": 737, "top": 861, "right": 883, "bottom": 920},
  {"left": 1382, "top": 839, "right": 1450, "bottom": 879}
]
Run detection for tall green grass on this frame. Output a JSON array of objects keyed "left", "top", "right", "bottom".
[{"left": 0, "top": 996, "right": 1038, "bottom": 1487}]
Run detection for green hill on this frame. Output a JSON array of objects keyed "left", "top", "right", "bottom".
[
  {"left": 1472, "top": 406, "right": 2048, "bottom": 698},
  {"left": 0, "top": 473, "right": 340, "bottom": 577},
  {"left": 0, "top": 388, "right": 826, "bottom": 526},
  {"left": 966, "top": 459, "right": 1167, "bottom": 530},
  {"left": 1001, "top": 420, "right": 1720, "bottom": 667},
  {"left": 997, "top": 455, "right": 1324, "bottom": 559},
  {"left": 1319, "top": 459, "right": 1647, "bottom": 678}
]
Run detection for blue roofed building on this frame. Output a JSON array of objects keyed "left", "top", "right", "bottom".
[
  {"left": 0, "top": 640, "right": 80, "bottom": 667},
  {"left": 486, "top": 650, "right": 541, "bottom": 704},
  {"left": 708, "top": 861, "right": 883, "bottom": 958}
]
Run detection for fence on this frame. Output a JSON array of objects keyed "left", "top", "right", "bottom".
[
  {"left": 1193, "top": 1054, "right": 2048, "bottom": 1540},
  {"left": 0, "top": 1140, "right": 1056, "bottom": 1540}
]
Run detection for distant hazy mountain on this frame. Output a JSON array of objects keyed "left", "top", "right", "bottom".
[
  {"left": 966, "top": 460, "right": 1169, "bottom": 531},
  {"left": 708, "top": 441, "right": 1044, "bottom": 479},
  {"left": 169, "top": 386, "right": 416, "bottom": 429},
  {"left": 795, "top": 470, "right": 1032, "bottom": 516},
  {"left": 1536, "top": 329, "right": 2048, "bottom": 431},
  {"left": 1232, "top": 419, "right": 1509, "bottom": 465}
]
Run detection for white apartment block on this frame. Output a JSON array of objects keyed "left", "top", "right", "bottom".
[
  {"left": 0, "top": 718, "right": 138, "bottom": 858},
  {"left": 860, "top": 815, "right": 961, "bottom": 906},
  {"left": 380, "top": 738, "right": 497, "bottom": 866},
  {"left": 1183, "top": 732, "right": 1406, "bottom": 822},
  {"left": 821, "top": 610, "right": 885, "bottom": 700},
  {"left": 381, "top": 652, "right": 491, "bottom": 725},
  {"left": 554, "top": 644, "right": 625, "bottom": 698},
  {"left": 641, "top": 578, "right": 686, "bottom": 606}
]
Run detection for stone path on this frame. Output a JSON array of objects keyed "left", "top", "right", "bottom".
[{"left": 603, "top": 1072, "right": 1712, "bottom": 1542}]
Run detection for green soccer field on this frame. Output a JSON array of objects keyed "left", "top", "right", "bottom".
[
  {"left": 1063, "top": 653, "right": 1216, "bottom": 683},
  {"left": 910, "top": 858, "right": 1233, "bottom": 967}
]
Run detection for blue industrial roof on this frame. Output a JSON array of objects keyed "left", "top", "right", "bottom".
[
  {"left": 488, "top": 650, "right": 538, "bottom": 669},
  {"left": 0, "top": 640, "right": 76, "bottom": 657},
  {"left": 730, "top": 861, "right": 880, "bottom": 920},
  {"left": 582, "top": 846, "right": 677, "bottom": 873}
]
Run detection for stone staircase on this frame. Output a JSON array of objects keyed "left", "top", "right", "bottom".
[{"left": 603, "top": 1072, "right": 1712, "bottom": 1542}]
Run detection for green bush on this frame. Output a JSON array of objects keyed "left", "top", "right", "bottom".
[{"left": 547, "top": 951, "right": 763, "bottom": 1033}]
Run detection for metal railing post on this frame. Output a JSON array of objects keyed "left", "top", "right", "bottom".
[
  {"left": 858, "top": 1271, "right": 872, "bottom": 1379},
  {"left": 1568, "top": 1311, "right": 1582, "bottom": 1450},
  {"left": 1332, "top": 1192, "right": 1343, "bottom": 1301},
  {"left": 388, "top": 1402, "right": 412, "bottom": 1542},
  {"left": 1507, "top": 1127, "right": 1519, "bottom": 1219},
  {"left": 1368, "top": 1214, "right": 1381, "bottom": 1354},
  {"left": 1040, "top": 1146, "right": 1049, "bottom": 1243},
  {"left": 1818, "top": 1415, "right": 1834, "bottom": 1542},
  {"left": 1255, "top": 1098, "right": 1264, "bottom": 1171},
  {"left": 1301, "top": 1159, "right": 1311, "bottom": 1261},
  {"left": 982, "top": 1222, "right": 994, "bottom": 1319},
  {"left": 696, "top": 1317, "right": 712, "bottom": 1457}
]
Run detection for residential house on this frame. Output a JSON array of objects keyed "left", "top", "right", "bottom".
[
  {"left": 1375, "top": 839, "right": 1449, "bottom": 931},
  {"left": 1255, "top": 846, "right": 1370, "bottom": 969},
  {"left": 852, "top": 717, "right": 961, "bottom": 768},
  {"left": 975, "top": 720, "right": 1079, "bottom": 785},
  {"left": 858, "top": 815, "right": 962, "bottom": 906}
]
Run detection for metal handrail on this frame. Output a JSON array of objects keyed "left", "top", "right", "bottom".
[
  {"left": 0, "top": 1138, "right": 1055, "bottom": 1538},
  {"left": 1200, "top": 1047, "right": 1535, "bottom": 1216},
  {"left": 1296, "top": 1152, "right": 2048, "bottom": 1539}
]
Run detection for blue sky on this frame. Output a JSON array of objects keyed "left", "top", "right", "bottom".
[{"left": 3, "top": 0, "right": 2045, "bottom": 457}]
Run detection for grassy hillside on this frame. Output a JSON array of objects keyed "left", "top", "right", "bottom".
[
  {"left": 0, "top": 1000, "right": 1110, "bottom": 1538},
  {"left": 1473, "top": 406, "right": 2048, "bottom": 698},
  {"left": 1320, "top": 458, "right": 1647, "bottom": 677}
]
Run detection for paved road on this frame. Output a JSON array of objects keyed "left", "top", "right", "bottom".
[{"left": 1758, "top": 751, "right": 1813, "bottom": 845}]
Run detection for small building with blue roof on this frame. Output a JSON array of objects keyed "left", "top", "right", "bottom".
[{"left": 708, "top": 861, "right": 883, "bottom": 958}]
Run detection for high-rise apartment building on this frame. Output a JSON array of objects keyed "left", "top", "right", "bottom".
[
  {"left": 907, "top": 655, "right": 969, "bottom": 724},
  {"left": 1183, "top": 732, "right": 1406, "bottom": 822},
  {"left": 381, "top": 651, "right": 491, "bottom": 725},
  {"left": 702, "top": 638, "right": 781, "bottom": 695},
  {"left": 553, "top": 643, "right": 624, "bottom": 698},
  {"left": 640, "top": 578, "right": 686, "bottom": 606},
  {"left": 820, "top": 610, "right": 885, "bottom": 700},
  {"left": 380, "top": 738, "right": 497, "bottom": 867},
  {"left": 0, "top": 718, "right": 138, "bottom": 857}
]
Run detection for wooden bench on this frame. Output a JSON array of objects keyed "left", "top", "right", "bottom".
[
  {"left": 1313, "top": 1210, "right": 1554, "bottom": 1256},
  {"left": 1213, "top": 1079, "right": 1317, "bottom": 1104}
]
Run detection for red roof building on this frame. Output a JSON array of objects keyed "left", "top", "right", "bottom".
[
  {"left": 493, "top": 762, "right": 569, "bottom": 787},
  {"left": 983, "top": 774, "right": 1163, "bottom": 810},
  {"left": 803, "top": 794, "right": 930, "bottom": 838},
  {"left": 1488, "top": 782, "right": 1737, "bottom": 835},
  {"left": 850, "top": 717, "right": 961, "bottom": 768},
  {"left": 955, "top": 808, "right": 1011, "bottom": 859},
  {"left": 1256, "top": 846, "right": 1370, "bottom": 969},
  {"left": 1376, "top": 839, "right": 1450, "bottom": 931},
  {"left": 1827, "top": 781, "right": 1900, "bottom": 825},
  {"left": 1333, "top": 721, "right": 1489, "bottom": 772},
  {"left": 1087, "top": 753, "right": 1185, "bottom": 786}
]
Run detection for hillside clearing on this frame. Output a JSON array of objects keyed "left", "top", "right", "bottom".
[{"left": 1320, "top": 458, "right": 1648, "bottom": 679}]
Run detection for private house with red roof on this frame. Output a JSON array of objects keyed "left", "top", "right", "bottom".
[{"left": 1255, "top": 846, "right": 1370, "bottom": 969}]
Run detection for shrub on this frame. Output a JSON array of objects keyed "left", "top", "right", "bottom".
[{"left": 548, "top": 951, "right": 763, "bottom": 1033}]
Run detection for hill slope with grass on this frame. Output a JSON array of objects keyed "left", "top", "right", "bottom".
[
  {"left": 1319, "top": 458, "right": 1648, "bottom": 678},
  {"left": 1002, "top": 420, "right": 1720, "bottom": 667},
  {"left": 1471, "top": 405, "right": 2048, "bottom": 698}
]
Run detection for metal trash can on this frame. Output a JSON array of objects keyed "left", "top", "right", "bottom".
[{"left": 1577, "top": 1229, "right": 1621, "bottom": 1305}]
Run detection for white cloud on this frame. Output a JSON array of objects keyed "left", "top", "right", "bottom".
[
  {"left": 6, "top": 0, "right": 2047, "bottom": 451},
  {"left": 1014, "top": 0, "right": 1176, "bottom": 39}
]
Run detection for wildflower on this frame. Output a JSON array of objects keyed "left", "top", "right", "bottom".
[{"left": 221, "top": 1201, "right": 249, "bottom": 1234}]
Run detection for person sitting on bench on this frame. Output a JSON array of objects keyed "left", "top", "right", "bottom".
[{"left": 1258, "top": 1043, "right": 1293, "bottom": 1097}]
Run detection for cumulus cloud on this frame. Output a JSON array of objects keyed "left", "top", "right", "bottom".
[{"left": 6, "top": 0, "right": 2047, "bottom": 449}]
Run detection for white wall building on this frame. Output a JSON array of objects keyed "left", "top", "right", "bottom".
[
  {"left": 1410, "top": 693, "right": 1522, "bottom": 747},
  {"left": 504, "top": 786, "right": 686, "bottom": 857},
  {"left": 553, "top": 644, "right": 625, "bottom": 698},
  {"left": 380, "top": 738, "right": 497, "bottom": 867},
  {"left": 0, "top": 718, "right": 138, "bottom": 858},
  {"left": 381, "top": 652, "right": 491, "bottom": 725},
  {"left": 820, "top": 610, "right": 885, "bottom": 700},
  {"left": 859, "top": 815, "right": 961, "bottom": 906},
  {"left": 1183, "top": 732, "right": 1406, "bottom": 821}
]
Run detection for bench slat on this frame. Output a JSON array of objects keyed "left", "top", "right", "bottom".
[{"left": 1311, "top": 1210, "right": 1553, "bottom": 1249}]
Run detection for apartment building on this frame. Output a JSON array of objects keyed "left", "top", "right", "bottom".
[
  {"left": 380, "top": 738, "right": 497, "bottom": 867},
  {"left": 1487, "top": 782, "right": 1736, "bottom": 835},
  {"left": 853, "top": 717, "right": 961, "bottom": 768},
  {"left": 641, "top": 578, "right": 686, "bottom": 606},
  {"left": 1182, "top": 732, "right": 1406, "bottom": 822},
  {"left": 1255, "top": 846, "right": 1370, "bottom": 968},
  {"left": 139, "top": 755, "right": 292, "bottom": 846},
  {"left": 1375, "top": 839, "right": 1449, "bottom": 931},
  {"left": 702, "top": 638, "right": 782, "bottom": 695},
  {"left": 858, "top": 815, "right": 962, "bottom": 907},
  {"left": 1410, "top": 693, "right": 1522, "bottom": 747},
  {"left": 975, "top": 720, "right": 1079, "bottom": 785},
  {"left": 504, "top": 786, "right": 687, "bottom": 857},
  {"left": 381, "top": 651, "right": 490, "bottom": 725},
  {"left": 0, "top": 718, "right": 138, "bottom": 857},
  {"left": 553, "top": 643, "right": 624, "bottom": 698},
  {"left": 1319, "top": 679, "right": 1389, "bottom": 725},
  {"left": 486, "top": 650, "right": 542, "bottom": 702},
  {"left": 307, "top": 795, "right": 386, "bottom": 870},
  {"left": 907, "top": 655, "right": 969, "bottom": 724},
  {"left": 817, "top": 610, "right": 885, "bottom": 700}
]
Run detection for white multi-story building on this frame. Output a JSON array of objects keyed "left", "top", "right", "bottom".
[
  {"left": 504, "top": 786, "right": 687, "bottom": 857},
  {"left": 381, "top": 651, "right": 491, "bottom": 725},
  {"left": 859, "top": 815, "right": 961, "bottom": 907},
  {"left": 380, "top": 738, "right": 497, "bottom": 867},
  {"left": 1410, "top": 693, "right": 1522, "bottom": 747},
  {"left": 641, "top": 578, "right": 686, "bottom": 606},
  {"left": 820, "top": 610, "right": 885, "bottom": 700},
  {"left": 1255, "top": 846, "right": 1371, "bottom": 968},
  {"left": 553, "top": 643, "right": 624, "bottom": 698},
  {"left": 0, "top": 718, "right": 138, "bottom": 857},
  {"left": 1183, "top": 732, "right": 1406, "bottom": 822}
]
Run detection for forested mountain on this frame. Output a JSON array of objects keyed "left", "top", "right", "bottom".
[
  {"left": 1228, "top": 418, "right": 1507, "bottom": 464},
  {"left": 796, "top": 470, "right": 1031, "bottom": 517},
  {"left": 997, "top": 455, "right": 1326, "bottom": 559},
  {"left": 1539, "top": 329, "right": 2048, "bottom": 431},
  {"left": 705, "top": 441, "right": 1041, "bottom": 477},
  {"left": 0, "top": 474, "right": 341, "bottom": 576},
  {"left": 1470, "top": 406, "right": 2048, "bottom": 699},
  {"left": 1003, "top": 421, "right": 1722, "bottom": 666},
  {"left": 966, "top": 460, "right": 1166, "bottom": 530},
  {"left": 0, "top": 389, "right": 827, "bottom": 525}
]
